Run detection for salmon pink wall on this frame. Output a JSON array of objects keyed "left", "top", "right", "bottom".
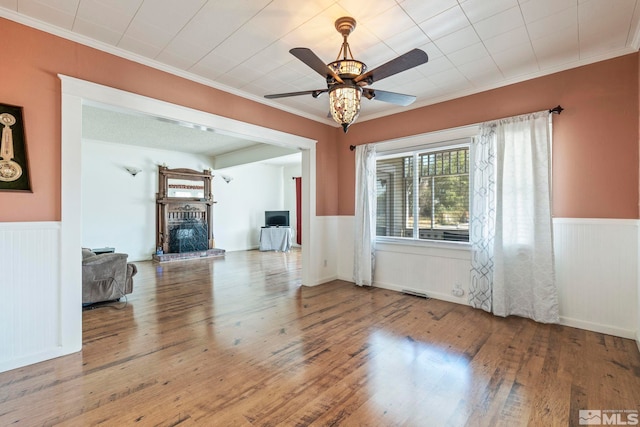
[
  {"left": 0, "top": 18, "right": 339, "bottom": 222},
  {"left": 2, "top": 17, "right": 638, "bottom": 222},
  {"left": 337, "top": 54, "right": 639, "bottom": 219}
]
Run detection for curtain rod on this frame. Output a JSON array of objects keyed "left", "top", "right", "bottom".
[{"left": 349, "top": 105, "right": 564, "bottom": 151}]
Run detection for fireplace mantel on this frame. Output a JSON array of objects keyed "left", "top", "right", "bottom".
[{"left": 155, "top": 166, "right": 224, "bottom": 261}]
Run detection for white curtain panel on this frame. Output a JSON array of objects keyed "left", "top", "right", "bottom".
[
  {"left": 353, "top": 144, "right": 376, "bottom": 286},
  {"left": 469, "top": 125, "right": 497, "bottom": 313},
  {"left": 470, "top": 111, "right": 559, "bottom": 323}
]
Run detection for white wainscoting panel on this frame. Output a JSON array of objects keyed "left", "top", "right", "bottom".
[
  {"left": 0, "top": 222, "right": 64, "bottom": 372},
  {"left": 336, "top": 216, "right": 639, "bottom": 340},
  {"left": 310, "top": 216, "right": 340, "bottom": 286},
  {"left": 337, "top": 216, "right": 355, "bottom": 282},
  {"left": 335, "top": 216, "right": 471, "bottom": 304},
  {"left": 374, "top": 241, "right": 472, "bottom": 304},
  {"left": 554, "top": 218, "right": 638, "bottom": 339}
]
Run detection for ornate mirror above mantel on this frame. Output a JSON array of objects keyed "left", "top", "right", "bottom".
[{"left": 155, "top": 165, "right": 224, "bottom": 262}]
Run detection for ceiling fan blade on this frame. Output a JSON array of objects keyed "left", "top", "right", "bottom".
[
  {"left": 264, "top": 89, "right": 327, "bottom": 99},
  {"left": 355, "top": 49, "right": 428, "bottom": 85},
  {"left": 363, "top": 88, "right": 416, "bottom": 106},
  {"left": 290, "top": 48, "right": 344, "bottom": 84}
]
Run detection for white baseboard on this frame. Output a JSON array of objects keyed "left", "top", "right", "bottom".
[
  {"left": 373, "top": 280, "right": 469, "bottom": 306},
  {"left": 313, "top": 274, "right": 339, "bottom": 286},
  {"left": 362, "top": 279, "right": 638, "bottom": 341},
  {"left": 559, "top": 316, "right": 636, "bottom": 340},
  {"left": 0, "top": 347, "right": 76, "bottom": 374}
]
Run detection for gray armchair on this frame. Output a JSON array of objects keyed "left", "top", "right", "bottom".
[{"left": 82, "top": 248, "right": 137, "bottom": 304}]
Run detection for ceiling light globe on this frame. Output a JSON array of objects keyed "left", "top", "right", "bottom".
[{"left": 329, "top": 85, "right": 362, "bottom": 132}]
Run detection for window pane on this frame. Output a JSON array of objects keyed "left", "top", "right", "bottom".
[
  {"left": 376, "top": 156, "right": 413, "bottom": 238},
  {"left": 377, "top": 146, "right": 469, "bottom": 242}
]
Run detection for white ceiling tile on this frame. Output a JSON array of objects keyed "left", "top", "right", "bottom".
[
  {"left": 457, "top": 56, "right": 503, "bottom": 86},
  {"left": 131, "top": 0, "right": 206, "bottom": 35},
  {"left": 341, "top": 19, "right": 383, "bottom": 54},
  {"left": 473, "top": 6, "right": 524, "bottom": 40},
  {"left": 0, "top": 0, "right": 17, "bottom": 9},
  {"left": 531, "top": 25, "right": 579, "bottom": 69},
  {"left": 416, "top": 41, "right": 444, "bottom": 60},
  {"left": 483, "top": 26, "right": 530, "bottom": 55},
  {"left": 291, "top": 72, "right": 325, "bottom": 90},
  {"left": 216, "top": 71, "right": 252, "bottom": 88},
  {"left": 159, "top": 37, "right": 210, "bottom": 69},
  {"left": 17, "top": 0, "right": 79, "bottom": 28},
  {"left": 355, "top": 42, "right": 397, "bottom": 69},
  {"left": 371, "top": 68, "right": 423, "bottom": 88},
  {"left": 428, "top": 68, "right": 472, "bottom": 90},
  {"left": 73, "top": 16, "right": 122, "bottom": 45},
  {"left": 280, "top": 7, "right": 345, "bottom": 58},
  {"left": 271, "top": 61, "right": 314, "bottom": 84},
  {"left": 118, "top": 33, "right": 163, "bottom": 58},
  {"left": 491, "top": 42, "right": 539, "bottom": 78},
  {"left": 419, "top": 6, "right": 471, "bottom": 40},
  {"left": 338, "top": 0, "right": 397, "bottom": 23},
  {"left": 628, "top": 1, "right": 640, "bottom": 46},
  {"left": 121, "top": 18, "right": 171, "bottom": 51},
  {"left": 578, "top": 0, "right": 637, "bottom": 56},
  {"left": 460, "top": 0, "right": 518, "bottom": 23},
  {"left": 168, "top": 0, "right": 270, "bottom": 54},
  {"left": 24, "top": 0, "right": 78, "bottom": 14},
  {"left": 361, "top": 5, "right": 415, "bottom": 41},
  {"left": 210, "top": 30, "right": 273, "bottom": 65},
  {"left": 526, "top": 6, "right": 577, "bottom": 40},
  {"left": 249, "top": 0, "right": 333, "bottom": 41},
  {"left": 447, "top": 42, "right": 490, "bottom": 67},
  {"left": 155, "top": 49, "right": 199, "bottom": 71},
  {"left": 190, "top": 50, "right": 242, "bottom": 79},
  {"left": 432, "top": 26, "right": 480, "bottom": 55},
  {"left": 419, "top": 55, "right": 455, "bottom": 75},
  {"left": 520, "top": 0, "right": 576, "bottom": 24},
  {"left": 238, "top": 41, "right": 295, "bottom": 76},
  {"left": 399, "top": 0, "right": 459, "bottom": 24},
  {"left": 76, "top": 0, "right": 141, "bottom": 34},
  {"left": 384, "top": 25, "right": 431, "bottom": 54}
]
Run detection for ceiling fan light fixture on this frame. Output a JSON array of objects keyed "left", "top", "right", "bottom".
[
  {"left": 264, "top": 16, "right": 429, "bottom": 132},
  {"left": 328, "top": 59, "right": 366, "bottom": 79},
  {"left": 329, "top": 84, "right": 362, "bottom": 132}
]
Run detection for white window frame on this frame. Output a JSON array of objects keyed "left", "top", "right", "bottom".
[{"left": 374, "top": 125, "right": 479, "bottom": 250}]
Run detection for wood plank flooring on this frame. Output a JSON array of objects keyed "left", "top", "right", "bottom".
[{"left": 1, "top": 249, "right": 639, "bottom": 426}]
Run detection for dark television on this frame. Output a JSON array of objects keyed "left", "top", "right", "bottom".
[{"left": 265, "top": 210, "right": 290, "bottom": 227}]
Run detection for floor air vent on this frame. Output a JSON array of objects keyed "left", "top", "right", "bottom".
[{"left": 402, "top": 290, "right": 429, "bottom": 299}]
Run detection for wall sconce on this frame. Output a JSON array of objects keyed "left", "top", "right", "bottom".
[{"left": 124, "top": 166, "right": 142, "bottom": 177}]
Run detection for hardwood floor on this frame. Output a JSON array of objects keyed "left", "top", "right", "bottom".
[{"left": 1, "top": 249, "right": 639, "bottom": 426}]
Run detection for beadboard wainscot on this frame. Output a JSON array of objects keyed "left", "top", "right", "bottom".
[
  {"left": 553, "top": 218, "right": 638, "bottom": 339},
  {"left": 0, "top": 221, "right": 78, "bottom": 373},
  {"left": 336, "top": 216, "right": 639, "bottom": 340}
]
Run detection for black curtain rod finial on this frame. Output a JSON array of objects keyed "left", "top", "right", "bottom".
[
  {"left": 549, "top": 105, "right": 564, "bottom": 114},
  {"left": 349, "top": 145, "right": 356, "bottom": 151}
]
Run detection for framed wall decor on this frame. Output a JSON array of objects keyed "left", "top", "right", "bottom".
[{"left": 0, "top": 103, "right": 31, "bottom": 192}]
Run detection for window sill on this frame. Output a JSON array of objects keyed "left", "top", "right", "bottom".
[{"left": 376, "top": 236, "right": 471, "bottom": 252}]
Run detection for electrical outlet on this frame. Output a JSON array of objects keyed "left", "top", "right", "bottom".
[{"left": 451, "top": 284, "right": 464, "bottom": 297}]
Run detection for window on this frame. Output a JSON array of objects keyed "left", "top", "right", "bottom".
[{"left": 376, "top": 143, "right": 470, "bottom": 242}]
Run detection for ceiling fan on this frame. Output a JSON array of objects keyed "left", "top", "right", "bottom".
[{"left": 265, "top": 16, "right": 429, "bottom": 132}]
